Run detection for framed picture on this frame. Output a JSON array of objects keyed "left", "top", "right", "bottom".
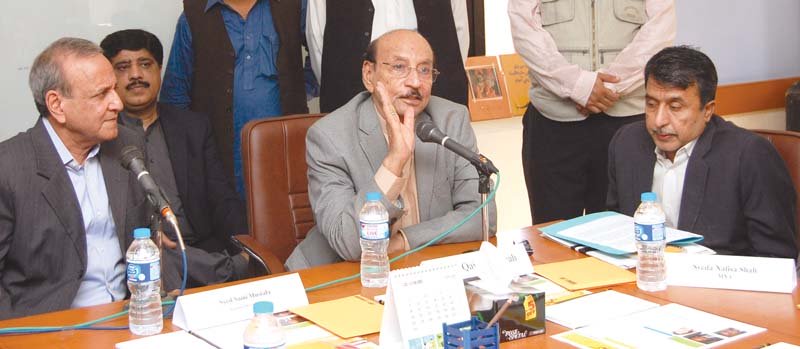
[
  {"left": 466, "top": 65, "right": 503, "bottom": 101},
  {"left": 465, "top": 56, "right": 511, "bottom": 121}
]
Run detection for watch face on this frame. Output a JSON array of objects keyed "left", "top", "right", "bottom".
[{"left": 395, "top": 196, "right": 405, "bottom": 210}]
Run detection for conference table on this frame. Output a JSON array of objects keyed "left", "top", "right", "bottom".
[{"left": 1, "top": 223, "right": 799, "bottom": 348}]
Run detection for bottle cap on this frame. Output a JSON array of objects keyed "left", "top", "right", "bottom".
[
  {"left": 253, "top": 301, "right": 274, "bottom": 314},
  {"left": 640, "top": 192, "right": 657, "bottom": 202},
  {"left": 133, "top": 227, "right": 151, "bottom": 239},
  {"left": 365, "top": 191, "right": 382, "bottom": 201}
]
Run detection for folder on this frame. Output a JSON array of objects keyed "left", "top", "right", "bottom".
[
  {"left": 290, "top": 295, "right": 383, "bottom": 339},
  {"left": 534, "top": 257, "right": 636, "bottom": 291}
]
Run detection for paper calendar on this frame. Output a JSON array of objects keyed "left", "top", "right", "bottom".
[{"left": 379, "top": 263, "right": 471, "bottom": 349}]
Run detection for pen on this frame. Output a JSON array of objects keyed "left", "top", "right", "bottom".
[
  {"left": 188, "top": 330, "right": 223, "bottom": 349},
  {"left": 486, "top": 295, "right": 516, "bottom": 328}
]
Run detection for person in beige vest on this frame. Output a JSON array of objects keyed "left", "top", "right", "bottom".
[{"left": 509, "top": 0, "right": 675, "bottom": 223}]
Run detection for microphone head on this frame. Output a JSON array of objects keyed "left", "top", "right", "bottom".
[
  {"left": 415, "top": 117, "right": 447, "bottom": 144},
  {"left": 120, "top": 146, "right": 145, "bottom": 170}
]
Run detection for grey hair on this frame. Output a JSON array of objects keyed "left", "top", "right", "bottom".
[{"left": 29, "top": 37, "right": 103, "bottom": 117}]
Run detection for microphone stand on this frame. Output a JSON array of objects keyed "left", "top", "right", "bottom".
[
  {"left": 473, "top": 155, "right": 498, "bottom": 242},
  {"left": 150, "top": 214, "right": 167, "bottom": 298}
]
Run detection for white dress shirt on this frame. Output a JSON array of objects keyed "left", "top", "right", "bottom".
[
  {"left": 652, "top": 140, "right": 696, "bottom": 228},
  {"left": 306, "top": 0, "right": 470, "bottom": 82}
]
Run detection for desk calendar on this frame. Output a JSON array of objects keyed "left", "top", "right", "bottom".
[{"left": 379, "top": 263, "right": 471, "bottom": 349}]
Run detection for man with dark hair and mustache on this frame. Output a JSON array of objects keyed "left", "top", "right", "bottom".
[
  {"left": 285, "top": 29, "right": 496, "bottom": 270},
  {"left": 100, "top": 29, "right": 253, "bottom": 282},
  {"left": 607, "top": 46, "right": 797, "bottom": 259}
]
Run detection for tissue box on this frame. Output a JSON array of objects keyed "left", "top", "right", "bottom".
[{"left": 473, "top": 290, "right": 545, "bottom": 343}]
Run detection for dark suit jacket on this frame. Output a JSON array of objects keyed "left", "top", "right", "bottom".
[
  {"left": 0, "top": 119, "right": 149, "bottom": 320},
  {"left": 607, "top": 115, "right": 798, "bottom": 258},
  {"left": 157, "top": 104, "right": 247, "bottom": 253}
]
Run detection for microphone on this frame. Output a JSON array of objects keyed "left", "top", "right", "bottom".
[
  {"left": 120, "top": 146, "right": 171, "bottom": 214},
  {"left": 120, "top": 146, "right": 185, "bottom": 250},
  {"left": 415, "top": 117, "right": 499, "bottom": 175}
]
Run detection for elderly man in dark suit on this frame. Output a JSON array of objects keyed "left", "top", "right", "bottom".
[
  {"left": 607, "top": 46, "right": 797, "bottom": 258},
  {"left": 100, "top": 29, "right": 250, "bottom": 284},
  {"left": 0, "top": 38, "right": 151, "bottom": 320}
]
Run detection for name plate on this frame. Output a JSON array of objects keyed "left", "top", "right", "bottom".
[
  {"left": 421, "top": 241, "right": 533, "bottom": 295},
  {"left": 172, "top": 273, "right": 308, "bottom": 330},
  {"left": 665, "top": 254, "right": 797, "bottom": 293},
  {"left": 420, "top": 251, "right": 486, "bottom": 280}
]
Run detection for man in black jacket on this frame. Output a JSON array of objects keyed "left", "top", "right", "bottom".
[
  {"left": 101, "top": 29, "right": 250, "bottom": 282},
  {"left": 607, "top": 46, "right": 797, "bottom": 258}
]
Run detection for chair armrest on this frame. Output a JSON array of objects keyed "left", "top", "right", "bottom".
[{"left": 230, "top": 235, "right": 286, "bottom": 275}]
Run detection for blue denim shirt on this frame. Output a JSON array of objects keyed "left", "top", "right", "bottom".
[{"left": 160, "top": 0, "right": 312, "bottom": 193}]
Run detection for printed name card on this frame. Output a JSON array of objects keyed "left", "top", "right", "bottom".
[
  {"left": 420, "top": 242, "right": 533, "bottom": 284},
  {"left": 419, "top": 251, "right": 486, "bottom": 280},
  {"left": 665, "top": 254, "right": 797, "bottom": 293},
  {"left": 172, "top": 273, "right": 308, "bottom": 330},
  {"left": 420, "top": 241, "right": 533, "bottom": 295}
]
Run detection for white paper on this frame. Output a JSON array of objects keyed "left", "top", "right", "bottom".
[
  {"left": 115, "top": 315, "right": 333, "bottom": 349},
  {"left": 191, "top": 316, "right": 333, "bottom": 349},
  {"left": 666, "top": 254, "right": 798, "bottom": 293},
  {"left": 172, "top": 273, "right": 308, "bottom": 331},
  {"left": 546, "top": 213, "right": 703, "bottom": 255},
  {"left": 115, "top": 330, "right": 216, "bottom": 349},
  {"left": 553, "top": 303, "right": 766, "bottom": 349},
  {"left": 546, "top": 290, "right": 659, "bottom": 329}
]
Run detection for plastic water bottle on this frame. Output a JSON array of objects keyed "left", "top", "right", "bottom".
[
  {"left": 126, "top": 227, "right": 163, "bottom": 335},
  {"left": 243, "top": 301, "right": 286, "bottom": 349},
  {"left": 634, "top": 192, "right": 667, "bottom": 292},
  {"left": 359, "top": 191, "right": 390, "bottom": 288}
]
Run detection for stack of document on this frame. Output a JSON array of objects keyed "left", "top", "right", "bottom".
[
  {"left": 552, "top": 298, "right": 765, "bottom": 348},
  {"left": 546, "top": 290, "right": 658, "bottom": 329},
  {"left": 540, "top": 211, "right": 712, "bottom": 269}
]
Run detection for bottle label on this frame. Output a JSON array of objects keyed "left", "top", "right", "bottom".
[
  {"left": 635, "top": 222, "right": 665, "bottom": 242},
  {"left": 127, "top": 258, "right": 160, "bottom": 283},
  {"left": 360, "top": 221, "right": 389, "bottom": 240}
]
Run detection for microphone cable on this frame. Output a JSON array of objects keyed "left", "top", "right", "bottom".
[
  {"left": 0, "top": 220, "right": 189, "bottom": 335},
  {"left": 0, "top": 300, "right": 176, "bottom": 335},
  {"left": 305, "top": 172, "right": 500, "bottom": 292},
  {"left": 0, "top": 175, "right": 499, "bottom": 334},
  {"left": 161, "top": 215, "right": 189, "bottom": 319}
]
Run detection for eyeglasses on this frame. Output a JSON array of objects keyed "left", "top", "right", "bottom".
[{"left": 380, "top": 62, "right": 440, "bottom": 82}]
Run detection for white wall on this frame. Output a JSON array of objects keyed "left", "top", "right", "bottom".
[
  {"left": 2, "top": 1, "right": 798, "bottom": 141},
  {"left": 484, "top": 0, "right": 800, "bottom": 84},
  {"left": 676, "top": 1, "right": 800, "bottom": 84},
  {"left": 0, "top": 1, "right": 182, "bottom": 141}
]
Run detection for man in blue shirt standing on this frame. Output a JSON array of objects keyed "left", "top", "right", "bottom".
[{"left": 161, "top": 0, "right": 314, "bottom": 194}]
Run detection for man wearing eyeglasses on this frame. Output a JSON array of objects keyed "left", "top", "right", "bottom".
[{"left": 285, "top": 29, "right": 496, "bottom": 270}]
